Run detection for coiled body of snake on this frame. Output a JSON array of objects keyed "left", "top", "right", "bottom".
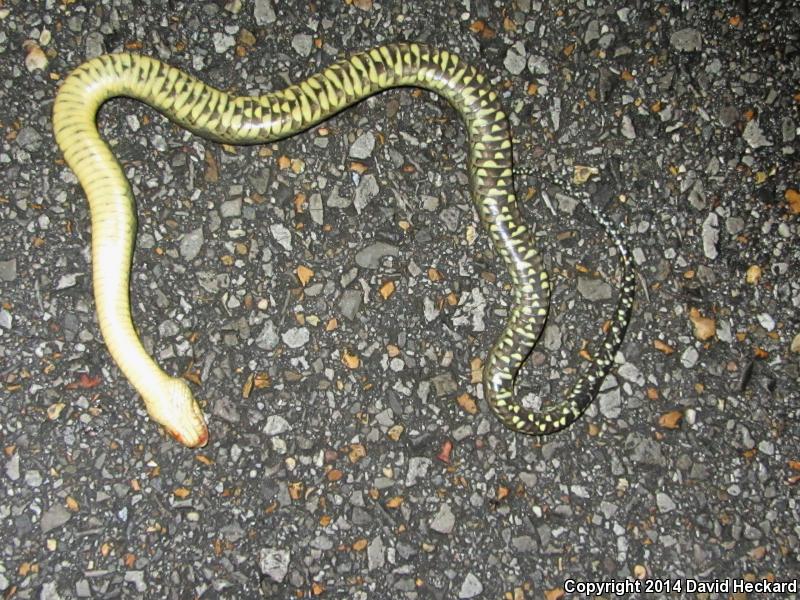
[{"left": 53, "top": 43, "right": 635, "bottom": 447}]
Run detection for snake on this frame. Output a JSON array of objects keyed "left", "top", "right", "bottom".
[{"left": 52, "top": 42, "right": 635, "bottom": 448}]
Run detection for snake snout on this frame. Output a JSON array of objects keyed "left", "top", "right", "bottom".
[
  {"left": 169, "top": 423, "right": 209, "bottom": 448},
  {"left": 147, "top": 377, "right": 209, "bottom": 448}
]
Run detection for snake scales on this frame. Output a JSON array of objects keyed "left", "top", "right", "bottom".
[{"left": 53, "top": 43, "right": 635, "bottom": 447}]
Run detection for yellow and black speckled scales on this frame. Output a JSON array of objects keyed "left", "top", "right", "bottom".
[{"left": 53, "top": 43, "right": 635, "bottom": 447}]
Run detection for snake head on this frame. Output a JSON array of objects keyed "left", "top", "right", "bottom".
[{"left": 146, "top": 377, "right": 209, "bottom": 448}]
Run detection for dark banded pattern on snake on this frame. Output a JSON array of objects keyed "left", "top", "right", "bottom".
[{"left": 52, "top": 42, "right": 634, "bottom": 447}]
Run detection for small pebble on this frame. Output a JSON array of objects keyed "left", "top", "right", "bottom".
[
  {"left": 429, "top": 503, "right": 456, "bottom": 534},
  {"left": 25, "top": 470, "right": 42, "bottom": 487},
  {"left": 220, "top": 198, "right": 242, "bottom": 218},
  {"left": 309, "top": 193, "right": 324, "bottom": 225},
  {"left": 5, "top": 453, "right": 20, "bottom": 480},
  {"left": 270, "top": 223, "right": 292, "bottom": 251},
  {"left": 439, "top": 206, "right": 461, "bottom": 232},
  {"left": 84, "top": 31, "right": 104, "bottom": 57},
  {"left": 256, "top": 320, "right": 279, "bottom": 350},
  {"left": 254, "top": 0, "right": 276, "bottom": 24},
  {"left": 0, "top": 259, "right": 16, "bottom": 281},
  {"left": 458, "top": 573, "right": 484, "bottom": 599},
  {"left": 180, "top": 227, "right": 204, "bottom": 260},
  {"left": 349, "top": 131, "right": 376, "bottom": 159},
  {"left": 757, "top": 313, "right": 775, "bottom": 332},
  {"left": 24, "top": 41, "right": 48, "bottom": 71},
  {"left": 656, "top": 492, "right": 676, "bottom": 513},
  {"left": 405, "top": 457, "right": 431, "bottom": 487},
  {"left": 617, "top": 363, "right": 644, "bottom": 386},
  {"left": 670, "top": 28, "right": 702, "bottom": 52},
  {"left": 56, "top": 273, "right": 79, "bottom": 290},
  {"left": 503, "top": 41, "right": 527, "bottom": 75},
  {"left": 213, "top": 32, "right": 235, "bottom": 53},
  {"left": 355, "top": 241, "right": 398, "bottom": 269},
  {"left": 281, "top": 327, "right": 309, "bottom": 348},
  {"left": 367, "top": 537, "right": 385, "bottom": 571},
  {"left": 621, "top": 115, "right": 636, "bottom": 139},
  {"left": 430, "top": 372, "right": 457, "bottom": 396},
  {"left": 791, "top": 333, "right": 800, "bottom": 353},
  {"left": 16, "top": 126, "right": 42, "bottom": 152},
  {"left": 263, "top": 415, "right": 291, "bottom": 436},
  {"left": 758, "top": 440, "right": 774, "bottom": 456},
  {"left": 527, "top": 54, "right": 550, "bottom": 75},
  {"left": 681, "top": 347, "right": 699, "bottom": 368},
  {"left": 0, "top": 308, "right": 12, "bottom": 330},
  {"left": 702, "top": 213, "right": 719, "bottom": 260},
  {"left": 338, "top": 289, "right": 363, "bottom": 320},
  {"left": 124, "top": 571, "right": 146, "bottom": 593},
  {"left": 577, "top": 277, "right": 613, "bottom": 301},
  {"left": 742, "top": 119, "right": 773, "bottom": 149},
  {"left": 40, "top": 504, "right": 71, "bottom": 534},
  {"left": 598, "top": 386, "right": 622, "bottom": 418},
  {"left": 291, "top": 33, "right": 313, "bottom": 57},
  {"left": 354, "top": 174, "right": 379, "bottom": 213},
  {"left": 39, "top": 582, "right": 60, "bottom": 600}
]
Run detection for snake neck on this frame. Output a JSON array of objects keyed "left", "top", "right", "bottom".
[{"left": 54, "top": 58, "right": 194, "bottom": 423}]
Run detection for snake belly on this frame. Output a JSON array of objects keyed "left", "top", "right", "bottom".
[{"left": 53, "top": 43, "right": 635, "bottom": 447}]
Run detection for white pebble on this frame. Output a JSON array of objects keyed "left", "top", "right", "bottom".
[
  {"left": 757, "top": 313, "right": 775, "bottom": 332},
  {"left": 281, "top": 326, "right": 309, "bottom": 348}
]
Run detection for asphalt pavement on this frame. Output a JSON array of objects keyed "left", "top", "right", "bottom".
[{"left": 1, "top": 0, "right": 798, "bottom": 598}]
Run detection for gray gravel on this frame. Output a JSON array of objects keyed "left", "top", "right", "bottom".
[{"left": 1, "top": 1, "right": 799, "bottom": 598}]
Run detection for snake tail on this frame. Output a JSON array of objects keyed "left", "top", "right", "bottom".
[
  {"left": 53, "top": 43, "right": 634, "bottom": 445},
  {"left": 484, "top": 198, "right": 635, "bottom": 435}
]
